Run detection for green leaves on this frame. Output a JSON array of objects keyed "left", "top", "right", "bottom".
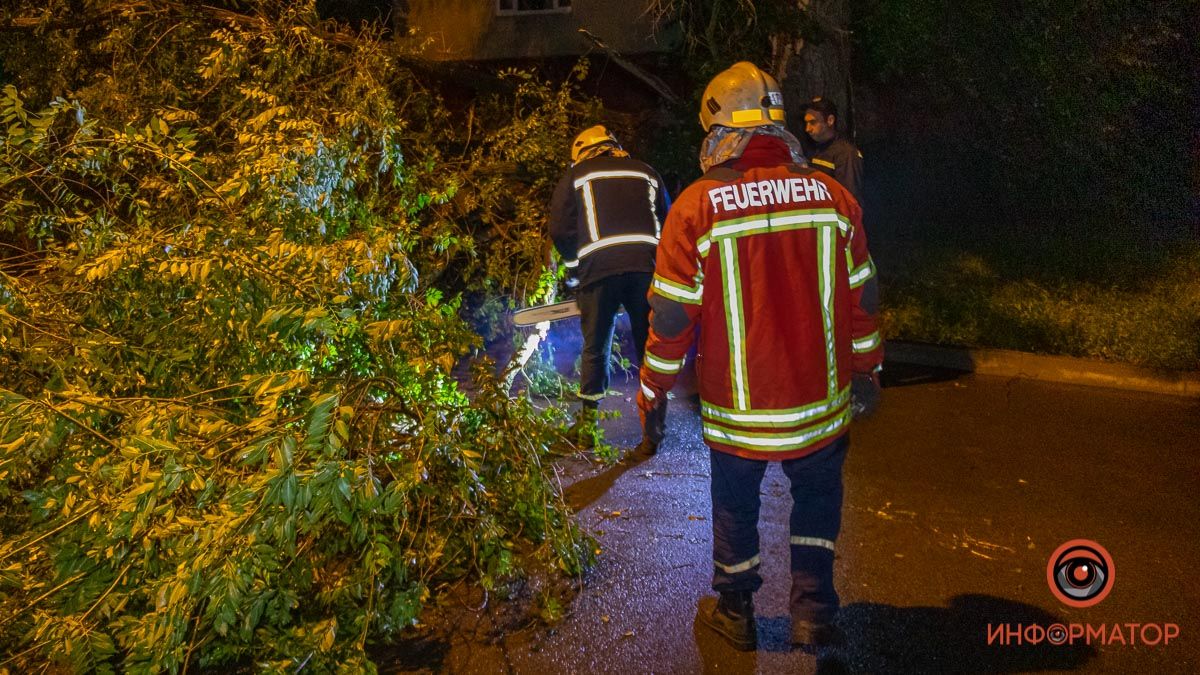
[
  {"left": 0, "top": 1, "right": 594, "bottom": 672},
  {"left": 303, "top": 392, "right": 341, "bottom": 455},
  {"left": 857, "top": 0, "right": 1193, "bottom": 220}
]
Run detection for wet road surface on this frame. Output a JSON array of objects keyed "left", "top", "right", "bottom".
[{"left": 393, "top": 332, "right": 1200, "bottom": 673}]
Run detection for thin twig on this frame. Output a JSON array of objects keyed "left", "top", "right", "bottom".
[
  {"left": 79, "top": 562, "right": 133, "bottom": 622},
  {"left": 0, "top": 570, "right": 91, "bottom": 630},
  {"left": 0, "top": 639, "right": 54, "bottom": 669},
  {"left": 0, "top": 507, "right": 99, "bottom": 564},
  {"left": 37, "top": 399, "right": 120, "bottom": 449}
]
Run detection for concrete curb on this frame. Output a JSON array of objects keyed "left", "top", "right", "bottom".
[{"left": 884, "top": 341, "right": 1200, "bottom": 398}]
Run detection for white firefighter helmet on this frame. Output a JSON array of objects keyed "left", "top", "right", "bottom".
[
  {"left": 571, "top": 124, "right": 620, "bottom": 163},
  {"left": 699, "top": 62, "right": 786, "bottom": 131}
]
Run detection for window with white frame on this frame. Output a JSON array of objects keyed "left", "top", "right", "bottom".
[{"left": 497, "top": 0, "right": 572, "bottom": 15}]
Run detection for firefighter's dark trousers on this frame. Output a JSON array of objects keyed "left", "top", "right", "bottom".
[
  {"left": 576, "top": 272, "right": 651, "bottom": 405},
  {"left": 709, "top": 435, "right": 848, "bottom": 623}
]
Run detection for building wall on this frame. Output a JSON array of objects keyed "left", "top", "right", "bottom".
[{"left": 403, "top": 1, "right": 669, "bottom": 60}]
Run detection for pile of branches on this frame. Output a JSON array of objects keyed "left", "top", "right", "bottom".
[{"left": 0, "top": 1, "right": 599, "bottom": 671}]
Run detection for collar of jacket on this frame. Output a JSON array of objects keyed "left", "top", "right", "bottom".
[
  {"left": 812, "top": 133, "right": 843, "bottom": 153},
  {"left": 727, "top": 134, "right": 795, "bottom": 171}
]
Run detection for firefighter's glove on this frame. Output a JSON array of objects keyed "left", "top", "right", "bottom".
[
  {"left": 643, "top": 398, "right": 668, "bottom": 445},
  {"left": 637, "top": 385, "right": 667, "bottom": 444},
  {"left": 850, "top": 371, "right": 881, "bottom": 420}
]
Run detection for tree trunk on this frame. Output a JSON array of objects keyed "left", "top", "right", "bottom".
[
  {"left": 772, "top": 0, "right": 853, "bottom": 141},
  {"left": 391, "top": 0, "right": 409, "bottom": 35}
]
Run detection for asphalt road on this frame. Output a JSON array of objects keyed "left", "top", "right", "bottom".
[{"left": 392, "top": 344, "right": 1200, "bottom": 673}]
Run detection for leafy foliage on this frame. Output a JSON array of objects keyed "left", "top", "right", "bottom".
[
  {"left": 854, "top": 0, "right": 1194, "bottom": 223},
  {"left": 646, "top": 0, "right": 814, "bottom": 76},
  {"left": 880, "top": 237, "right": 1200, "bottom": 370},
  {"left": 0, "top": 1, "right": 598, "bottom": 671}
]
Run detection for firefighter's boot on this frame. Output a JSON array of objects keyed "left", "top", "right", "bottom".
[
  {"left": 791, "top": 619, "right": 844, "bottom": 648},
  {"left": 633, "top": 398, "right": 668, "bottom": 457},
  {"left": 567, "top": 404, "right": 598, "bottom": 450},
  {"left": 698, "top": 591, "right": 756, "bottom": 651}
]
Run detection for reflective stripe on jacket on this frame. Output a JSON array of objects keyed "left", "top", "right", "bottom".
[
  {"left": 640, "top": 135, "right": 881, "bottom": 460},
  {"left": 808, "top": 136, "right": 864, "bottom": 205},
  {"left": 549, "top": 154, "right": 671, "bottom": 287}
]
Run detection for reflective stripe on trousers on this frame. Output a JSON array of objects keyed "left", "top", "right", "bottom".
[{"left": 709, "top": 435, "right": 847, "bottom": 622}]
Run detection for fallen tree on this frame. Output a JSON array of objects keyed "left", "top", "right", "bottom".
[{"left": 0, "top": 1, "right": 598, "bottom": 671}]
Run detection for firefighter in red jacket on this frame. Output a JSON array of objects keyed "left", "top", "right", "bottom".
[{"left": 637, "top": 62, "right": 883, "bottom": 651}]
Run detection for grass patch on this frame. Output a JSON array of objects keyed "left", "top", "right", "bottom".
[{"left": 876, "top": 224, "right": 1200, "bottom": 371}]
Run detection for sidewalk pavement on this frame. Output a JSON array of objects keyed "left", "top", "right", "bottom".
[
  {"left": 885, "top": 341, "right": 1200, "bottom": 398},
  {"left": 392, "top": 359, "right": 1200, "bottom": 673}
]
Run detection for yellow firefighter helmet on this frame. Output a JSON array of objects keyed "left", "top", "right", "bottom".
[
  {"left": 699, "top": 62, "right": 786, "bottom": 131},
  {"left": 571, "top": 124, "right": 620, "bottom": 163}
]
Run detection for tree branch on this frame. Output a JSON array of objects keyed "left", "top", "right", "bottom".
[
  {"left": 2, "top": 2, "right": 422, "bottom": 65},
  {"left": 577, "top": 29, "right": 679, "bottom": 104}
]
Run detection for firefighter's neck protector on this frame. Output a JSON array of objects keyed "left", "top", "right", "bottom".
[
  {"left": 573, "top": 143, "right": 629, "bottom": 165},
  {"left": 699, "top": 125, "right": 806, "bottom": 172}
]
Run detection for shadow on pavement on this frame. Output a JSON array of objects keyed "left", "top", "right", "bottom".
[
  {"left": 880, "top": 360, "right": 968, "bottom": 389},
  {"left": 823, "top": 594, "right": 1098, "bottom": 673},
  {"left": 689, "top": 594, "right": 1096, "bottom": 674},
  {"left": 379, "top": 633, "right": 450, "bottom": 672},
  {"left": 562, "top": 446, "right": 655, "bottom": 511}
]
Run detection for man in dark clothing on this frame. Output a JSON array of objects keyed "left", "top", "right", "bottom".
[
  {"left": 549, "top": 125, "right": 671, "bottom": 448},
  {"left": 803, "top": 97, "right": 865, "bottom": 205}
]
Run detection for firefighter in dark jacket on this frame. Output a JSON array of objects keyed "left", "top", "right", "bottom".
[
  {"left": 803, "top": 97, "right": 865, "bottom": 205},
  {"left": 550, "top": 125, "right": 671, "bottom": 448}
]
